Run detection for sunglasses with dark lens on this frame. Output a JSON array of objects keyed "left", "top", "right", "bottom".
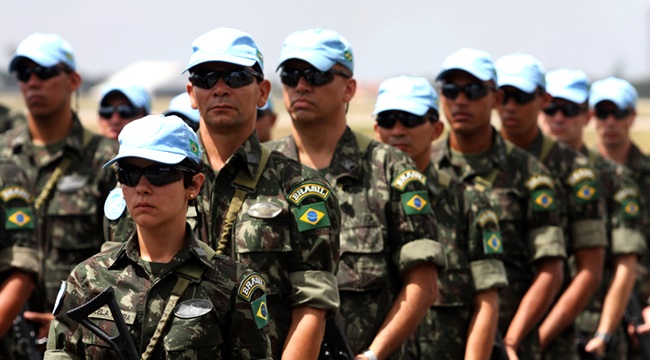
[
  {"left": 441, "top": 83, "right": 492, "bottom": 100},
  {"left": 116, "top": 164, "right": 193, "bottom": 187},
  {"left": 595, "top": 107, "right": 632, "bottom": 121},
  {"left": 376, "top": 111, "right": 434, "bottom": 129},
  {"left": 543, "top": 102, "right": 584, "bottom": 117},
  {"left": 15, "top": 66, "right": 64, "bottom": 82},
  {"left": 501, "top": 88, "right": 537, "bottom": 105},
  {"left": 99, "top": 105, "right": 140, "bottom": 119},
  {"left": 189, "top": 69, "right": 263, "bottom": 89},
  {"left": 280, "top": 68, "right": 351, "bottom": 87}
]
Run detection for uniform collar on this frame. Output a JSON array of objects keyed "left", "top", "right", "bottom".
[
  {"left": 7, "top": 112, "right": 86, "bottom": 157},
  {"left": 424, "top": 162, "right": 441, "bottom": 198},
  {"left": 198, "top": 130, "right": 263, "bottom": 179},
  {"left": 627, "top": 143, "right": 650, "bottom": 171},
  {"left": 435, "top": 127, "right": 507, "bottom": 172},
  {"left": 327, "top": 126, "right": 366, "bottom": 179}
]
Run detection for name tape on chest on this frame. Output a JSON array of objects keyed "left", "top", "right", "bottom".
[
  {"left": 238, "top": 273, "right": 267, "bottom": 302},
  {"left": 0, "top": 186, "right": 34, "bottom": 203},
  {"left": 88, "top": 305, "right": 136, "bottom": 325},
  {"left": 525, "top": 174, "right": 555, "bottom": 190},
  {"left": 287, "top": 183, "right": 330, "bottom": 205},
  {"left": 391, "top": 169, "right": 426, "bottom": 191}
]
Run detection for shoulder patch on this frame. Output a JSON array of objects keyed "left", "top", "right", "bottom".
[
  {"left": 614, "top": 186, "right": 640, "bottom": 203},
  {"left": 104, "top": 188, "right": 126, "bottom": 221},
  {"left": 477, "top": 209, "right": 499, "bottom": 228},
  {"left": 401, "top": 190, "right": 432, "bottom": 215},
  {"left": 0, "top": 186, "right": 34, "bottom": 203},
  {"left": 6, "top": 207, "right": 34, "bottom": 230},
  {"left": 392, "top": 169, "right": 426, "bottom": 191},
  {"left": 483, "top": 231, "right": 503, "bottom": 254},
  {"left": 532, "top": 189, "right": 556, "bottom": 211},
  {"left": 251, "top": 294, "right": 269, "bottom": 329},
  {"left": 575, "top": 182, "right": 598, "bottom": 203},
  {"left": 566, "top": 167, "right": 596, "bottom": 187},
  {"left": 238, "top": 273, "right": 267, "bottom": 302},
  {"left": 525, "top": 174, "right": 555, "bottom": 190},
  {"left": 293, "top": 202, "right": 331, "bottom": 232},
  {"left": 52, "top": 281, "right": 67, "bottom": 316},
  {"left": 622, "top": 199, "right": 641, "bottom": 219},
  {"left": 287, "top": 183, "right": 330, "bottom": 205}
]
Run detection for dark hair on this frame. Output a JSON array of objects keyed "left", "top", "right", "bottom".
[
  {"left": 178, "top": 158, "right": 204, "bottom": 189},
  {"left": 426, "top": 108, "right": 440, "bottom": 122}
]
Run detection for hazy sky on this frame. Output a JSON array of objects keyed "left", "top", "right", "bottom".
[{"left": 1, "top": 0, "right": 648, "bottom": 85}]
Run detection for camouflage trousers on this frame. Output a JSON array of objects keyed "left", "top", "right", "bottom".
[
  {"left": 542, "top": 323, "right": 578, "bottom": 360},
  {"left": 414, "top": 305, "right": 471, "bottom": 359}
]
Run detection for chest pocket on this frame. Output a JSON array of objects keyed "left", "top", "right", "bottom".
[
  {"left": 163, "top": 309, "right": 224, "bottom": 359},
  {"left": 235, "top": 197, "right": 292, "bottom": 296},
  {"left": 337, "top": 204, "right": 388, "bottom": 292}
]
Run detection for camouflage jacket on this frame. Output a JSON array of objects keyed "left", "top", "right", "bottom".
[
  {"left": 0, "top": 104, "right": 25, "bottom": 135},
  {"left": 0, "top": 113, "right": 118, "bottom": 310},
  {"left": 432, "top": 128, "right": 566, "bottom": 336},
  {"left": 267, "top": 127, "right": 445, "bottom": 358},
  {"left": 106, "top": 131, "right": 340, "bottom": 359},
  {"left": 45, "top": 225, "right": 272, "bottom": 359},
  {"left": 426, "top": 163, "right": 507, "bottom": 307}
]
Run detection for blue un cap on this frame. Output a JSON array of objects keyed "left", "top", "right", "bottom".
[
  {"left": 495, "top": 53, "right": 545, "bottom": 93},
  {"left": 437, "top": 48, "right": 496, "bottom": 83},
  {"left": 545, "top": 69, "right": 589, "bottom": 104},
  {"left": 589, "top": 77, "right": 638, "bottom": 110},
  {"left": 9, "top": 33, "right": 76, "bottom": 72},
  {"left": 278, "top": 28, "right": 354, "bottom": 73},
  {"left": 103, "top": 115, "right": 202, "bottom": 168},
  {"left": 164, "top": 93, "right": 200, "bottom": 125},
  {"left": 183, "top": 27, "right": 264, "bottom": 74},
  {"left": 373, "top": 76, "right": 439, "bottom": 116},
  {"left": 100, "top": 81, "right": 152, "bottom": 113}
]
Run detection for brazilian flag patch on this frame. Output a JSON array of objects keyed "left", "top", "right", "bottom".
[
  {"left": 293, "top": 202, "right": 330, "bottom": 232},
  {"left": 189, "top": 139, "right": 199, "bottom": 157},
  {"left": 532, "top": 189, "right": 556, "bottom": 211},
  {"left": 251, "top": 294, "right": 269, "bottom": 329},
  {"left": 6, "top": 207, "right": 34, "bottom": 230},
  {"left": 574, "top": 181, "right": 597, "bottom": 204},
  {"left": 622, "top": 199, "right": 640, "bottom": 219},
  {"left": 401, "top": 191, "right": 432, "bottom": 215},
  {"left": 483, "top": 230, "right": 503, "bottom": 254}
]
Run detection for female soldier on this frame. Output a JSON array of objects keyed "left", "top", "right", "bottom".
[{"left": 45, "top": 115, "right": 271, "bottom": 359}]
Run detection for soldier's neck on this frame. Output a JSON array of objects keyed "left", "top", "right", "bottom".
[
  {"left": 136, "top": 217, "right": 187, "bottom": 263},
  {"left": 597, "top": 140, "right": 631, "bottom": 165},
  {"left": 501, "top": 126, "right": 539, "bottom": 150},
  {"left": 290, "top": 117, "right": 346, "bottom": 169},
  {"left": 200, "top": 126, "right": 253, "bottom": 171},
  {"left": 449, "top": 125, "right": 493, "bottom": 154},
  {"left": 28, "top": 109, "right": 74, "bottom": 145}
]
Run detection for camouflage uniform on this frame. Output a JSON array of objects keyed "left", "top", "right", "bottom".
[
  {"left": 524, "top": 132, "right": 607, "bottom": 360},
  {"left": 0, "top": 159, "right": 39, "bottom": 359},
  {"left": 575, "top": 147, "right": 646, "bottom": 360},
  {"left": 432, "top": 128, "right": 566, "bottom": 360},
  {"left": 107, "top": 132, "right": 340, "bottom": 360},
  {"left": 415, "top": 163, "right": 508, "bottom": 359},
  {"left": 0, "top": 114, "right": 118, "bottom": 312},
  {"left": 267, "top": 127, "right": 446, "bottom": 359},
  {"left": 0, "top": 104, "right": 25, "bottom": 134},
  {"left": 45, "top": 225, "right": 272, "bottom": 359}
]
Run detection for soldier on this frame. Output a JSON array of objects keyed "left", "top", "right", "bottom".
[
  {"left": 105, "top": 28, "right": 341, "bottom": 359},
  {"left": 3, "top": 33, "right": 118, "bottom": 347},
  {"left": 164, "top": 92, "right": 200, "bottom": 132},
  {"left": 267, "top": 28, "right": 446, "bottom": 360},
  {"left": 0, "top": 160, "right": 39, "bottom": 359},
  {"left": 46, "top": 115, "right": 272, "bottom": 359},
  {"left": 373, "top": 75, "right": 508, "bottom": 359},
  {"left": 256, "top": 99, "right": 277, "bottom": 142},
  {"left": 97, "top": 81, "right": 151, "bottom": 140},
  {"left": 431, "top": 48, "right": 566, "bottom": 360},
  {"left": 493, "top": 54, "right": 607, "bottom": 359},
  {"left": 0, "top": 103, "right": 26, "bottom": 133},
  {"left": 541, "top": 70, "right": 646, "bottom": 359}
]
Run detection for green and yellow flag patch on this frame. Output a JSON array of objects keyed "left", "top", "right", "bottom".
[
  {"left": 251, "top": 294, "right": 269, "bottom": 329},
  {"left": 401, "top": 191, "right": 432, "bottom": 215},
  {"left": 623, "top": 199, "right": 640, "bottom": 219},
  {"left": 293, "top": 202, "right": 331, "bottom": 232},
  {"left": 483, "top": 231, "right": 503, "bottom": 254},
  {"left": 6, "top": 207, "right": 34, "bottom": 230},
  {"left": 574, "top": 181, "right": 597, "bottom": 204},
  {"left": 532, "top": 189, "right": 556, "bottom": 211}
]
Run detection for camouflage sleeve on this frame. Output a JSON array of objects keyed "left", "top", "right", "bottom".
[
  {"left": 523, "top": 167, "right": 566, "bottom": 262},
  {"left": 563, "top": 162, "right": 607, "bottom": 249},
  {"left": 384, "top": 149, "right": 445, "bottom": 273},
  {"left": 610, "top": 169, "right": 646, "bottom": 256},
  {"left": 284, "top": 171, "right": 340, "bottom": 312},
  {"left": 227, "top": 269, "right": 272, "bottom": 359},
  {"left": 0, "top": 161, "right": 40, "bottom": 280},
  {"left": 465, "top": 188, "right": 508, "bottom": 291},
  {"left": 45, "top": 267, "right": 86, "bottom": 359}
]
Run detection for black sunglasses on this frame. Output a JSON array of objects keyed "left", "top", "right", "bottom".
[
  {"left": 501, "top": 88, "right": 538, "bottom": 105},
  {"left": 116, "top": 164, "right": 194, "bottom": 187},
  {"left": 376, "top": 111, "right": 436, "bottom": 129},
  {"left": 280, "top": 67, "right": 351, "bottom": 87},
  {"left": 189, "top": 69, "right": 263, "bottom": 89},
  {"left": 15, "top": 65, "right": 65, "bottom": 82},
  {"left": 594, "top": 107, "right": 632, "bottom": 121},
  {"left": 99, "top": 105, "right": 140, "bottom": 119},
  {"left": 441, "top": 83, "right": 492, "bottom": 101},
  {"left": 543, "top": 102, "right": 585, "bottom": 117}
]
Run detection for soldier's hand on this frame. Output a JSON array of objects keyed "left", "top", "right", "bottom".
[
  {"left": 505, "top": 345, "right": 519, "bottom": 360},
  {"left": 584, "top": 337, "right": 606, "bottom": 358},
  {"left": 636, "top": 305, "right": 650, "bottom": 334},
  {"left": 23, "top": 311, "right": 54, "bottom": 344}
]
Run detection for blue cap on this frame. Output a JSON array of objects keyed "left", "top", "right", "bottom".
[
  {"left": 546, "top": 69, "right": 589, "bottom": 104},
  {"left": 373, "top": 76, "right": 439, "bottom": 116},
  {"left": 589, "top": 77, "right": 638, "bottom": 110},
  {"left": 103, "top": 115, "right": 202, "bottom": 168},
  {"left": 495, "top": 53, "right": 545, "bottom": 93},
  {"left": 437, "top": 48, "right": 496, "bottom": 82},
  {"left": 183, "top": 27, "right": 264, "bottom": 73},
  {"left": 100, "top": 82, "right": 152, "bottom": 113},
  {"left": 278, "top": 28, "right": 354, "bottom": 73},
  {"left": 9, "top": 33, "right": 75, "bottom": 72},
  {"left": 164, "top": 92, "right": 200, "bottom": 124}
]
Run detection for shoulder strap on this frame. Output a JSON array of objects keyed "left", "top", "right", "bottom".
[
  {"left": 538, "top": 135, "right": 556, "bottom": 163},
  {"left": 216, "top": 146, "right": 271, "bottom": 255},
  {"left": 353, "top": 131, "right": 373, "bottom": 153}
]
